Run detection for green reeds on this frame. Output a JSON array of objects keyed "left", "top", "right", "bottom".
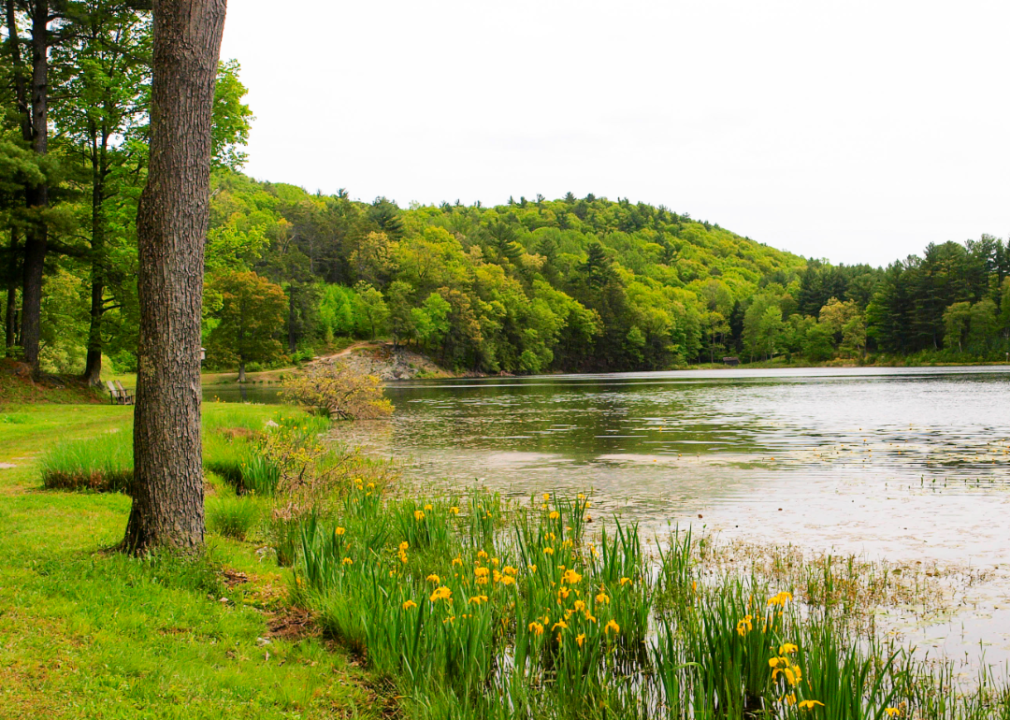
[
  {"left": 291, "top": 487, "right": 1010, "bottom": 720},
  {"left": 206, "top": 493, "right": 262, "bottom": 540},
  {"left": 40, "top": 429, "right": 133, "bottom": 492}
]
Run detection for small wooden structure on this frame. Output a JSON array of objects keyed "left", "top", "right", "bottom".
[
  {"left": 106, "top": 380, "right": 135, "bottom": 405},
  {"left": 722, "top": 356, "right": 740, "bottom": 366}
]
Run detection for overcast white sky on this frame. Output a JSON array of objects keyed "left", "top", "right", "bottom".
[{"left": 219, "top": 0, "right": 1010, "bottom": 267}]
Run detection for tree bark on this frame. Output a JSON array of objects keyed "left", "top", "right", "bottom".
[{"left": 123, "top": 0, "right": 227, "bottom": 554}]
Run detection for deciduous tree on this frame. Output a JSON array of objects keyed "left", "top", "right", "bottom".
[{"left": 124, "top": 0, "right": 226, "bottom": 554}]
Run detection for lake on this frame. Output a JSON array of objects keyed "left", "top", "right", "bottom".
[{"left": 212, "top": 365, "right": 1010, "bottom": 666}]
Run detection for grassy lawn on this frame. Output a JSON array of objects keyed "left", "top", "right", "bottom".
[{"left": 0, "top": 403, "right": 383, "bottom": 720}]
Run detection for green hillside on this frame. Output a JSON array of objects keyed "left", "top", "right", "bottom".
[{"left": 202, "top": 172, "right": 806, "bottom": 373}]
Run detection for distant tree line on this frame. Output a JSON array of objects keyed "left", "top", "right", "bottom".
[{"left": 3, "top": 4, "right": 1009, "bottom": 377}]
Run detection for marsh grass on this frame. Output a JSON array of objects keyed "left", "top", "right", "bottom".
[
  {"left": 40, "top": 429, "right": 133, "bottom": 491},
  {"left": 207, "top": 493, "right": 263, "bottom": 540},
  {"left": 287, "top": 487, "right": 1010, "bottom": 720}
]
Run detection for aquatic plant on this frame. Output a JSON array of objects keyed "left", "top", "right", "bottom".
[{"left": 287, "top": 485, "right": 1010, "bottom": 719}]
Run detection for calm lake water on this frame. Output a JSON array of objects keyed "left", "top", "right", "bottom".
[{"left": 212, "top": 366, "right": 1010, "bottom": 667}]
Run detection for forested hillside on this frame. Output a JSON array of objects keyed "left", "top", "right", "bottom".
[
  {"left": 197, "top": 172, "right": 807, "bottom": 375},
  {"left": 3, "top": 4, "right": 1010, "bottom": 379}
]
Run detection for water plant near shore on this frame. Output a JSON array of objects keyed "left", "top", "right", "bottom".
[{"left": 289, "top": 486, "right": 1010, "bottom": 719}]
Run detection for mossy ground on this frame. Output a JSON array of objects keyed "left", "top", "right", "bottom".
[{"left": 0, "top": 403, "right": 385, "bottom": 720}]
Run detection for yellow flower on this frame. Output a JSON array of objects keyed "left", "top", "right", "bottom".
[
  {"left": 577, "top": 493, "right": 586, "bottom": 501},
  {"left": 503, "top": 565, "right": 518, "bottom": 576},
  {"left": 426, "top": 574, "right": 441, "bottom": 584},
  {"left": 543, "top": 547, "right": 555, "bottom": 556},
  {"left": 429, "top": 586, "right": 452, "bottom": 602},
  {"left": 335, "top": 527, "right": 346, "bottom": 536},
  {"left": 552, "top": 620, "right": 568, "bottom": 631},
  {"left": 528, "top": 564, "right": 537, "bottom": 573},
  {"left": 528, "top": 621, "right": 544, "bottom": 636},
  {"left": 562, "top": 569, "right": 583, "bottom": 585},
  {"left": 450, "top": 506, "right": 460, "bottom": 515},
  {"left": 779, "top": 643, "right": 798, "bottom": 655},
  {"left": 469, "top": 595, "right": 488, "bottom": 605},
  {"left": 500, "top": 575, "right": 516, "bottom": 586},
  {"left": 474, "top": 567, "right": 490, "bottom": 578},
  {"left": 769, "top": 657, "right": 788, "bottom": 669},
  {"left": 491, "top": 557, "right": 500, "bottom": 566},
  {"left": 799, "top": 700, "right": 825, "bottom": 710},
  {"left": 585, "top": 613, "right": 597, "bottom": 623},
  {"left": 768, "top": 591, "right": 793, "bottom": 607},
  {"left": 424, "top": 504, "right": 433, "bottom": 511},
  {"left": 561, "top": 539, "right": 573, "bottom": 549},
  {"left": 452, "top": 556, "right": 463, "bottom": 567},
  {"left": 398, "top": 550, "right": 408, "bottom": 564},
  {"left": 773, "top": 663, "right": 802, "bottom": 686},
  {"left": 595, "top": 592, "right": 610, "bottom": 605},
  {"left": 573, "top": 600, "right": 586, "bottom": 612},
  {"left": 402, "top": 600, "right": 417, "bottom": 610},
  {"left": 542, "top": 493, "right": 550, "bottom": 501},
  {"left": 558, "top": 587, "right": 571, "bottom": 601},
  {"left": 605, "top": 619, "right": 620, "bottom": 635},
  {"left": 619, "top": 577, "right": 631, "bottom": 586},
  {"left": 549, "top": 511, "right": 560, "bottom": 520},
  {"left": 399, "top": 541, "right": 409, "bottom": 551},
  {"left": 477, "top": 550, "right": 488, "bottom": 560},
  {"left": 342, "top": 557, "right": 353, "bottom": 565},
  {"left": 414, "top": 510, "right": 425, "bottom": 521},
  {"left": 576, "top": 633, "right": 586, "bottom": 648},
  {"left": 884, "top": 709, "right": 902, "bottom": 718},
  {"left": 736, "top": 614, "right": 753, "bottom": 636}
]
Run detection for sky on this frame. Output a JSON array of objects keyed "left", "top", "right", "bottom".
[{"left": 219, "top": 0, "right": 1010, "bottom": 267}]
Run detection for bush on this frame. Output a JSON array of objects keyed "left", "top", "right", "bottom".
[
  {"left": 281, "top": 363, "right": 392, "bottom": 420},
  {"left": 40, "top": 430, "right": 133, "bottom": 492}
]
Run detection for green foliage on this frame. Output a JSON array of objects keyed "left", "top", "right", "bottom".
[
  {"left": 211, "top": 59, "right": 254, "bottom": 170},
  {"left": 204, "top": 270, "right": 288, "bottom": 376},
  {"left": 281, "top": 363, "right": 393, "bottom": 420}
]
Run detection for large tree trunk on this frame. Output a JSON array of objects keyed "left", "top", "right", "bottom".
[{"left": 123, "top": 0, "right": 227, "bottom": 554}]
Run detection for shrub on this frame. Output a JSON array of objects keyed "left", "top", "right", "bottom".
[{"left": 280, "top": 363, "right": 392, "bottom": 420}]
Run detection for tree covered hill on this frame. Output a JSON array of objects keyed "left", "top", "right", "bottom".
[{"left": 203, "top": 171, "right": 807, "bottom": 373}]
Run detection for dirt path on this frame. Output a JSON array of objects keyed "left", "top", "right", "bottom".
[{"left": 313, "top": 341, "right": 380, "bottom": 363}]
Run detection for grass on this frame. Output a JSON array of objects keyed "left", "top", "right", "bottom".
[
  {"left": 0, "top": 402, "right": 384, "bottom": 720},
  {"left": 7, "top": 401, "right": 1010, "bottom": 719},
  {"left": 36, "top": 403, "right": 332, "bottom": 495},
  {"left": 40, "top": 428, "right": 134, "bottom": 491}
]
